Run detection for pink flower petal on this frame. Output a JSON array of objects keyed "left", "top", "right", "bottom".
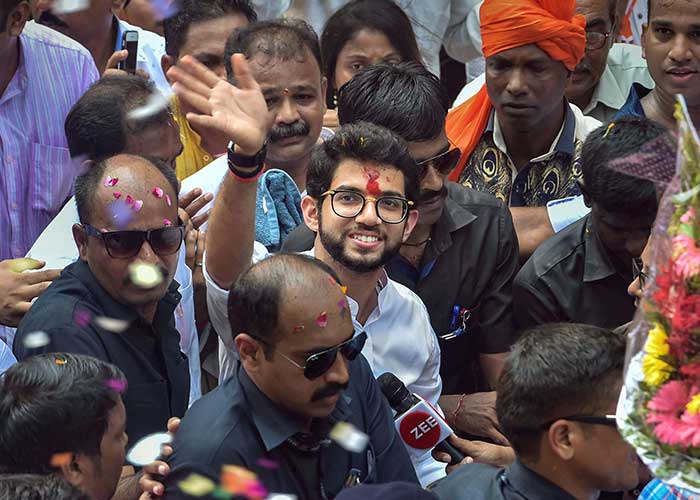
[
  {"left": 104, "top": 378, "right": 128, "bottom": 393},
  {"left": 104, "top": 176, "right": 118, "bottom": 187},
  {"left": 163, "top": 218, "right": 172, "bottom": 226},
  {"left": 165, "top": 194, "right": 172, "bottom": 206},
  {"left": 113, "top": 191, "right": 121, "bottom": 199},
  {"left": 125, "top": 195, "right": 134, "bottom": 206},
  {"left": 152, "top": 186, "right": 164, "bottom": 198},
  {"left": 315, "top": 311, "right": 328, "bottom": 328},
  {"left": 131, "top": 199, "right": 143, "bottom": 212}
]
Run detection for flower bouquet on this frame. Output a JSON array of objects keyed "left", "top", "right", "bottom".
[{"left": 619, "top": 98, "right": 700, "bottom": 491}]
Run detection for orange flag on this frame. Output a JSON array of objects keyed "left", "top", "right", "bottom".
[{"left": 447, "top": 0, "right": 586, "bottom": 181}]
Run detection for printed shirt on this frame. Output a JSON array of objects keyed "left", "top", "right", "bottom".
[
  {"left": 170, "top": 95, "right": 215, "bottom": 180},
  {"left": 0, "top": 21, "right": 98, "bottom": 260}
]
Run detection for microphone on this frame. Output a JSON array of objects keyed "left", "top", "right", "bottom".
[{"left": 378, "top": 372, "right": 465, "bottom": 465}]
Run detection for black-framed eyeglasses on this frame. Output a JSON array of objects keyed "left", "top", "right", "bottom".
[
  {"left": 256, "top": 331, "right": 367, "bottom": 380},
  {"left": 321, "top": 190, "right": 414, "bottom": 224},
  {"left": 415, "top": 144, "right": 462, "bottom": 180},
  {"left": 540, "top": 414, "right": 617, "bottom": 430},
  {"left": 632, "top": 257, "right": 648, "bottom": 292},
  {"left": 83, "top": 223, "right": 185, "bottom": 259},
  {"left": 586, "top": 31, "right": 611, "bottom": 50}
]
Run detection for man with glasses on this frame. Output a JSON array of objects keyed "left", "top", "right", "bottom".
[
  {"left": 283, "top": 62, "right": 520, "bottom": 446},
  {"left": 433, "top": 322, "right": 640, "bottom": 500},
  {"left": 162, "top": 253, "right": 419, "bottom": 498},
  {"left": 513, "top": 117, "right": 673, "bottom": 331},
  {"left": 13, "top": 154, "right": 190, "bottom": 446},
  {"left": 169, "top": 53, "right": 445, "bottom": 485}
]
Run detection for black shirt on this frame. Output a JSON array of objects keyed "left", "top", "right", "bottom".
[
  {"left": 14, "top": 259, "right": 190, "bottom": 445},
  {"left": 513, "top": 214, "right": 636, "bottom": 330},
  {"left": 283, "top": 183, "right": 519, "bottom": 394},
  {"left": 432, "top": 459, "right": 576, "bottom": 500},
  {"left": 163, "top": 356, "right": 419, "bottom": 499}
]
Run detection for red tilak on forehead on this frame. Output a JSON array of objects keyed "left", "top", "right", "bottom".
[{"left": 365, "top": 168, "right": 381, "bottom": 196}]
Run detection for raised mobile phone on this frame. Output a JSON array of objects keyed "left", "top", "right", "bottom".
[{"left": 118, "top": 30, "right": 139, "bottom": 74}]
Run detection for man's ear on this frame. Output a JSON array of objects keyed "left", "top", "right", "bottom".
[
  {"left": 547, "top": 420, "right": 577, "bottom": 461},
  {"left": 59, "top": 452, "right": 88, "bottom": 490},
  {"left": 320, "top": 76, "right": 328, "bottom": 113},
  {"left": 301, "top": 195, "right": 320, "bottom": 232},
  {"left": 72, "top": 224, "right": 89, "bottom": 261},
  {"left": 235, "top": 333, "right": 264, "bottom": 373},
  {"left": 402, "top": 209, "right": 419, "bottom": 242},
  {"left": 7, "top": 1, "right": 30, "bottom": 37},
  {"left": 161, "top": 54, "right": 175, "bottom": 83},
  {"left": 641, "top": 24, "right": 648, "bottom": 59},
  {"left": 578, "top": 179, "right": 592, "bottom": 208}
]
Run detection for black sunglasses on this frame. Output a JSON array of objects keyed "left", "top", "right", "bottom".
[
  {"left": 259, "top": 331, "right": 367, "bottom": 380},
  {"left": 540, "top": 414, "right": 617, "bottom": 430},
  {"left": 415, "top": 145, "right": 462, "bottom": 179},
  {"left": 83, "top": 223, "right": 184, "bottom": 259}
]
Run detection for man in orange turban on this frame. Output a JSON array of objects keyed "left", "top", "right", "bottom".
[{"left": 446, "top": 0, "right": 600, "bottom": 257}]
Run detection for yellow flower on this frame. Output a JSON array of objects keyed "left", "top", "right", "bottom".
[
  {"left": 646, "top": 323, "right": 670, "bottom": 358},
  {"left": 643, "top": 354, "right": 673, "bottom": 386},
  {"left": 688, "top": 394, "right": 700, "bottom": 414}
]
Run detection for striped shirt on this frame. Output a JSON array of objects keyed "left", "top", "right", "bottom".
[
  {"left": 0, "top": 21, "right": 98, "bottom": 260},
  {"left": 640, "top": 479, "right": 700, "bottom": 500}
]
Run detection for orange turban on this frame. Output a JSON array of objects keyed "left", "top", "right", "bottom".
[{"left": 447, "top": 0, "right": 586, "bottom": 182}]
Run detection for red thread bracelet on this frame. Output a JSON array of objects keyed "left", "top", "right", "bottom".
[{"left": 450, "top": 394, "right": 467, "bottom": 426}]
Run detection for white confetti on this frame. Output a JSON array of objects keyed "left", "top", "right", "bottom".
[
  {"left": 94, "top": 316, "right": 130, "bottom": 333},
  {"left": 129, "top": 262, "right": 163, "bottom": 289},
  {"left": 52, "top": 0, "right": 89, "bottom": 14},
  {"left": 23, "top": 331, "right": 50, "bottom": 349},
  {"left": 126, "top": 432, "right": 172, "bottom": 466},
  {"left": 127, "top": 92, "right": 170, "bottom": 121},
  {"left": 267, "top": 495, "right": 297, "bottom": 500},
  {"left": 329, "top": 422, "right": 369, "bottom": 453}
]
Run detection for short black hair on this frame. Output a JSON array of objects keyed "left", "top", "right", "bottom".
[
  {"left": 163, "top": 0, "right": 257, "bottom": 59},
  {"left": 497, "top": 323, "right": 626, "bottom": 460},
  {"left": 65, "top": 74, "right": 172, "bottom": 161},
  {"left": 224, "top": 19, "right": 321, "bottom": 83},
  {"left": 320, "top": 0, "right": 422, "bottom": 108},
  {"left": 0, "top": 0, "right": 22, "bottom": 30},
  {"left": 227, "top": 253, "right": 343, "bottom": 358},
  {"left": 0, "top": 474, "right": 91, "bottom": 500},
  {"left": 337, "top": 62, "right": 448, "bottom": 143},
  {"left": 73, "top": 154, "right": 179, "bottom": 225},
  {"left": 307, "top": 121, "right": 420, "bottom": 204},
  {"left": 0, "top": 354, "right": 125, "bottom": 474},
  {"left": 581, "top": 117, "right": 672, "bottom": 217}
]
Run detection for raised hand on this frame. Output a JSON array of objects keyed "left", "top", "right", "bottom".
[{"left": 167, "top": 53, "right": 269, "bottom": 156}]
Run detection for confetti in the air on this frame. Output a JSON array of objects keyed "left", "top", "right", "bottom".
[
  {"left": 151, "top": 0, "right": 180, "bottom": 21},
  {"left": 267, "top": 495, "right": 297, "bottom": 500},
  {"left": 104, "top": 176, "right": 119, "bottom": 187},
  {"left": 340, "top": 285, "right": 348, "bottom": 294},
  {"left": 338, "top": 299, "right": 348, "bottom": 318},
  {"left": 165, "top": 194, "right": 172, "bottom": 206},
  {"left": 177, "top": 473, "right": 216, "bottom": 497},
  {"left": 132, "top": 199, "right": 144, "bottom": 212},
  {"left": 23, "top": 331, "right": 50, "bottom": 349},
  {"left": 163, "top": 218, "right": 173, "bottom": 226},
  {"left": 329, "top": 422, "right": 369, "bottom": 453},
  {"left": 255, "top": 457, "right": 279, "bottom": 470},
  {"left": 94, "top": 316, "right": 130, "bottom": 333},
  {"left": 315, "top": 311, "right": 328, "bottom": 328},
  {"left": 220, "top": 465, "right": 268, "bottom": 499},
  {"left": 126, "top": 432, "right": 172, "bottom": 466},
  {"left": 129, "top": 262, "right": 164, "bottom": 289},
  {"left": 113, "top": 191, "right": 122, "bottom": 199},
  {"left": 50, "top": 452, "right": 72, "bottom": 467},
  {"left": 55, "top": 358, "right": 67, "bottom": 365},
  {"left": 109, "top": 201, "right": 134, "bottom": 229},
  {"left": 73, "top": 308, "right": 91, "bottom": 327},
  {"left": 127, "top": 91, "right": 170, "bottom": 121},
  {"left": 104, "top": 378, "right": 128, "bottom": 393},
  {"left": 152, "top": 186, "right": 164, "bottom": 198}
]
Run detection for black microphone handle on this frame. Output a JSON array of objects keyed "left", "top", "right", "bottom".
[{"left": 435, "top": 439, "right": 465, "bottom": 465}]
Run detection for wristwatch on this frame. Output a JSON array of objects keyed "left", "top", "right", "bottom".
[{"left": 227, "top": 141, "right": 267, "bottom": 178}]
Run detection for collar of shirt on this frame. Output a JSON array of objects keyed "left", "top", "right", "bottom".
[
  {"left": 1, "top": 33, "right": 29, "bottom": 105},
  {"left": 582, "top": 215, "right": 617, "bottom": 283},
  {"left": 616, "top": 82, "right": 651, "bottom": 120},
  {"left": 237, "top": 362, "right": 353, "bottom": 451},
  {"left": 487, "top": 102, "right": 577, "bottom": 163},
  {"left": 503, "top": 460, "right": 577, "bottom": 500},
  {"left": 425, "top": 186, "right": 478, "bottom": 259},
  {"left": 69, "top": 258, "right": 181, "bottom": 324}
]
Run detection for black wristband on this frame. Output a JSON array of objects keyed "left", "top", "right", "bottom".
[{"left": 227, "top": 141, "right": 267, "bottom": 177}]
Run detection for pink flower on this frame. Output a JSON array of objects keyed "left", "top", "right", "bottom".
[
  {"left": 672, "top": 234, "right": 700, "bottom": 280},
  {"left": 648, "top": 380, "right": 690, "bottom": 414},
  {"left": 680, "top": 412, "right": 700, "bottom": 447},
  {"left": 681, "top": 207, "right": 696, "bottom": 224},
  {"left": 651, "top": 415, "right": 686, "bottom": 446}
]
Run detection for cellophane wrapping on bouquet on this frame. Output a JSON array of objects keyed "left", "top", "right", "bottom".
[{"left": 618, "top": 97, "right": 700, "bottom": 492}]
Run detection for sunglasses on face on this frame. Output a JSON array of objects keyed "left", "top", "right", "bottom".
[
  {"left": 261, "top": 331, "right": 367, "bottom": 380},
  {"left": 415, "top": 145, "right": 462, "bottom": 179},
  {"left": 83, "top": 223, "right": 185, "bottom": 259}
]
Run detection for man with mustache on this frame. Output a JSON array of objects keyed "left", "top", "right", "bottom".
[
  {"left": 14, "top": 154, "right": 190, "bottom": 447},
  {"left": 162, "top": 254, "right": 420, "bottom": 498},
  {"left": 283, "top": 62, "right": 520, "bottom": 445}
]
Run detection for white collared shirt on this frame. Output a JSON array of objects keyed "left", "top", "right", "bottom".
[
  {"left": 15, "top": 198, "right": 202, "bottom": 407},
  {"left": 204, "top": 244, "right": 446, "bottom": 486}
]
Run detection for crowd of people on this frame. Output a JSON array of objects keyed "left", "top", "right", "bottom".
[{"left": 0, "top": 0, "right": 698, "bottom": 498}]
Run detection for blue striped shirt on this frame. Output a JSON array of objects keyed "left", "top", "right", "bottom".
[{"left": 0, "top": 21, "right": 98, "bottom": 259}]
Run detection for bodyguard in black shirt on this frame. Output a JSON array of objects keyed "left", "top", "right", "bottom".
[
  {"left": 514, "top": 117, "right": 675, "bottom": 331},
  {"left": 14, "top": 155, "right": 189, "bottom": 445},
  {"left": 164, "top": 254, "right": 418, "bottom": 499},
  {"left": 433, "top": 323, "right": 639, "bottom": 500}
]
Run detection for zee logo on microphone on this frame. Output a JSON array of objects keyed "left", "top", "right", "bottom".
[{"left": 398, "top": 411, "right": 441, "bottom": 449}]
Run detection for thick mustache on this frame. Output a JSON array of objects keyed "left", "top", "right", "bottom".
[
  {"left": 420, "top": 186, "right": 448, "bottom": 203},
  {"left": 311, "top": 382, "right": 348, "bottom": 402},
  {"left": 39, "top": 10, "right": 70, "bottom": 29},
  {"left": 269, "top": 121, "right": 310, "bottom": 142}
]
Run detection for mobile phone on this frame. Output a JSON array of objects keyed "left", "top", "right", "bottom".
[{"left": 118, "top": 30, "right": 138, "bottom": 74}]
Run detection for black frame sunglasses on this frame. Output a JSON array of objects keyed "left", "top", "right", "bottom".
[
  {"left": 415, "top": 145, "right": 462, "bottom": 179},
  {"left": 259, "top": 331, "right": 367, "bottom": 380},
  {"left": 83, "top": 223, "right": 185, "bottom": 259}
]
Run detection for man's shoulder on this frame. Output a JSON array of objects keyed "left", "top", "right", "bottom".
[
  {"left": 607, "top": 43, "right": 650, "bottom": 71},
  {"left": 446, "top": 182, "right": 506, "bottom": 212},
  {"left": 22, "top": 22, "right": 94, "bottom": 64},
  {"left": 517, "top": 216, "right": 588, "bottom": 284},
  {"left": 433, "top": 463, "right": 503, "bottom": 500},
  {"left": 568, "top": 102, "right": 602, "bottom": 142}
]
